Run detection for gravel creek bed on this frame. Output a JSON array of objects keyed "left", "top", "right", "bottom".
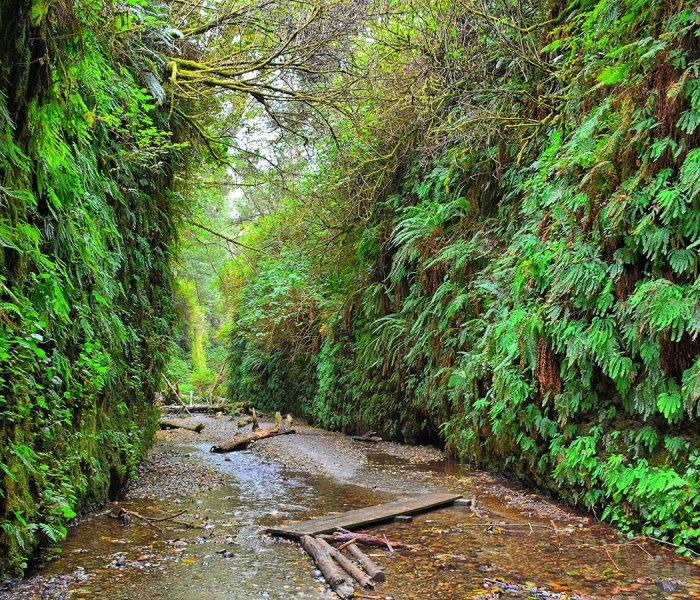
[{"left": 4, "top": 414, "right": 700, "bottom": 600}]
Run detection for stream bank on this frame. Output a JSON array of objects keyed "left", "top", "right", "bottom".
[{"left": 4, "top": 415, "right": 699, "bottom": 599}]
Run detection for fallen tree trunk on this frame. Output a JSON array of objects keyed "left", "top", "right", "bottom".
[
  {"left": 159, "top": 419, "right": 204, "bottom": 433},
  {"left": 317, "top": 531, "right": 412, "bottom": 550},
  {"left": 210, "top": 428, "right": 295, "bottom": 452},
  {"left": 351, "top": 431, "right": 383, "bottom": 443},
  {"left": 316, "top": 538, "right": 373, "bottom": 589},
  {"left": 345, "top": 542, "right": 386, "bottom": 583},
  {"left": 301, "top": 535, "right": 354, "bottom": 599},
  {"left": 161, "top": 403, "right": 228, "bottom": 413}
]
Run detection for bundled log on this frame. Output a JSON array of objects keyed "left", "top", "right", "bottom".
[
  {"left": 159, "top": 418, "right": 204, "bottom": 433},
  {"left": 345, "top": 542, "right": 386, "bottom": 583},
  {"left": 210, "top": 427, "right": 295, "bottom": 452},
  {"left": 317, "top": 531, "right": 411, "bottom": 549},
  {"left": 351, "top": 431, "right": 382, "bottom": 443},
  {"left": 315, "top": 538, "right": 373, "bottom": 589},
  {"left": 301, "top": 535, "right": 355, "bottom": 599}
]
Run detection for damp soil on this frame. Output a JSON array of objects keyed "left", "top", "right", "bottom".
[{"left": 4, "top": 415, "right": 700, "bottom": 600}]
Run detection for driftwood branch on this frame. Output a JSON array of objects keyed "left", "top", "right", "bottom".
[
  {"left": 352, "top": 431, "right": 382, "bottom": 443},
  {"left": 113, "top": 508, "right": 188, "bottom": 532},
  {"left": 163, "top": 374, "right": 193, "bottom": 417},
  {"left": 317, "top": 530, "right": 414, "bottom": 550}
]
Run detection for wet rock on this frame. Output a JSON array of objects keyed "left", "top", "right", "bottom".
[{"left": 655, "top": 579, "right": 681, "bottom": 593}]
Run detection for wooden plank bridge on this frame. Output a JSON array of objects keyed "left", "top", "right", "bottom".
[{"left": 266, "top": 492, "right": 462, "bottom": 538}]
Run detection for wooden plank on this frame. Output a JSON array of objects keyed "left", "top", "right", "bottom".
[{"left": 266, "top": 493, "right": 461, "bottom": 538}]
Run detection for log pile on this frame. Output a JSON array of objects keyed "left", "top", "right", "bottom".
[{"left": 296, "top": 529, "right": 390, "bottom": 599}]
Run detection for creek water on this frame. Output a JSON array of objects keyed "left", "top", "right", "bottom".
[{"left": 5, "top": 424, "right": 700, "bottom": 600}]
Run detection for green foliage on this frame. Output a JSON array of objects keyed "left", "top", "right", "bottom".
[
  {"left": 224, "top": 0, "right": 700, "bottom": 553},
  {"left": 0, "top": 0, "right": 179, "bottom": 574}
]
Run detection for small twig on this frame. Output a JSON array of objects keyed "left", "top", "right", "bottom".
[
  {"left": 604, "top": 547, "right": 621, "bottom": 572},
  {"left": 383, "top": 534, "right": 394, "bottom": 553},
  {"left": 147, "top": 509, "right": 187, "bottom": 522},
  {"left": 550, "top": 519, "right": 561, "bottom": 548},
  {"left": 644, "top": 536, "right": 700, "bottom": 556},
  {"left": 126, "top": 510, "right": 164, "bottom": 532},
  {"left": 337, "top": 539, "right": 357, "bottom": 551}
]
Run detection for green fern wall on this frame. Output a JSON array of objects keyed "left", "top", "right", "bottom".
[
  {"left": 226, "top": 0, "right": 700, "bottom": 552},
  {"left": 0, "top": 0, "right": 178, "bottom": 574}
]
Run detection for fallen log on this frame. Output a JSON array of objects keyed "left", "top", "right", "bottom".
[
  {"left": 317, "top": 531, "right": 413, "bottom": 550},
  {"left": 301, "top": 535, "right": 355, "bottom": 599},
  {"left": 161, "top": 403, "right": 228, "bottom": 414},
  {"left": 352, "top": 431, "right": 382, "bottom": 443},
  {"left": 316, "top": 538, "right": 373, "bottom": 589},
  {"left": 210, "top": 427, "right": 296, "bottom": 452},
  {"left": 345, "top": 542, "right": 386, "bottom": 583},
  {"left": 159, "top": 418, "right": 204, "bottom": 433}
]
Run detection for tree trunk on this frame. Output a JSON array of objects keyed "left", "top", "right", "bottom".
[
  {"left": 159, "top": 419, "right": 204, "bottom": 432},
  {"left": 346, "top": 542, "right": 386, "bottom": 583},
  {"left": 210, "top": 428, "right": 295, "bottom": 452},
  {"left": 161, "top": 403, "right": 228, "bottom": 413}
]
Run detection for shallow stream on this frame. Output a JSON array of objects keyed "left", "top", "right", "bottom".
[{"left": 5, "top": 419, "right": 700, "bottom": 599}]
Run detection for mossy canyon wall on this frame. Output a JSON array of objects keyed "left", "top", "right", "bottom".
[
  {"left": 225, "top": 0, "right": 700, "bottom": 553},
  {"left": 0, "top": 0, "right": 178, "bottom": 574}
]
